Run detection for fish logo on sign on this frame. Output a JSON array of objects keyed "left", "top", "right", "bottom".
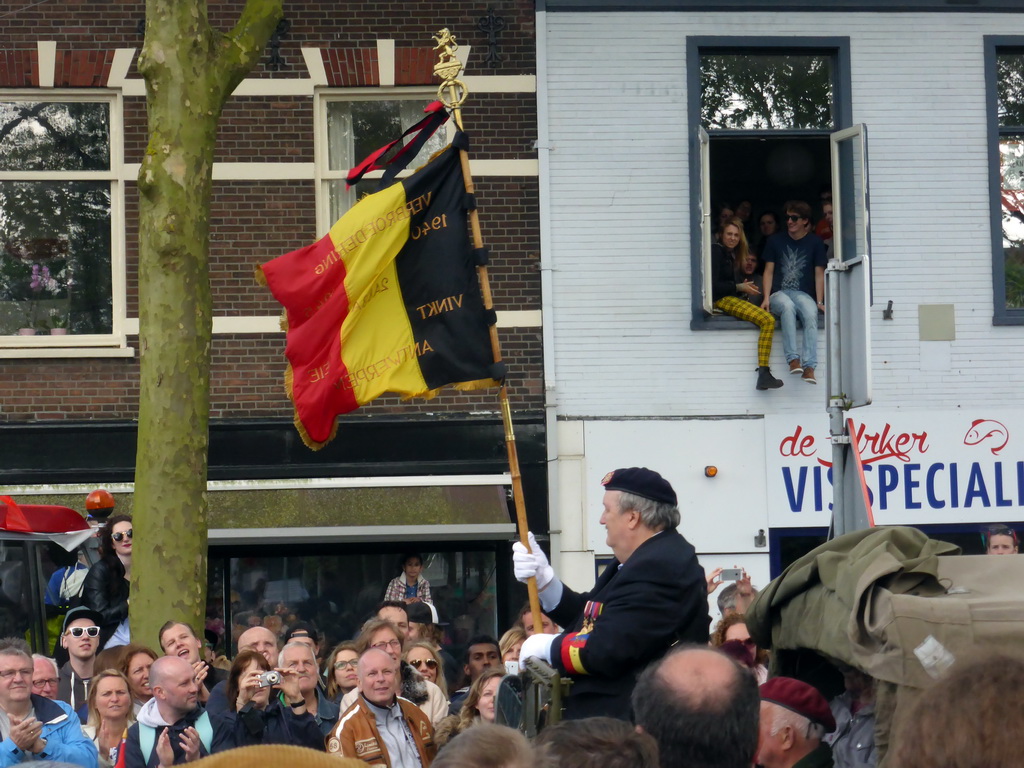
[{"left": 964, "top": 419, "right": 1009, "bottom": 456}]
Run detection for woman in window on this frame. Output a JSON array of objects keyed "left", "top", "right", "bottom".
[{"left": 711, "top": 218, "right": 784, "bottom": 391}]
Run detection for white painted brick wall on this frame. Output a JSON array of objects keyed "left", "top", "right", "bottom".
[{"left": 543, "top": 11, "right": 1024, "bottom": 418}]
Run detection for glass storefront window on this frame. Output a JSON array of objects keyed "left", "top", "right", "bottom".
[{"left": 208, "top": 547, "right": 498, "bottom": 661}]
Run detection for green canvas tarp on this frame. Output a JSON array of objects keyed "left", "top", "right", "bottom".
[{"left": 746, "top": 526, "right": 1024, "bottom": 765}]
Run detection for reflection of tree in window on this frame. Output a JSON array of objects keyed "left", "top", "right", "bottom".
[
  {"left": 701, "top": 54, "right": 833, "bottom": 130},
  {"left": 324, "top": 99, "right": 447, "bottom": 223},
  {"left": 997, "top": 53, "right": 1024, "bottom": 309},
  {"left": 0, "top": 102, "right": 112, "bottom": 334}
]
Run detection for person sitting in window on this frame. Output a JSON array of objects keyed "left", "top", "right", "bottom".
[
  {"left": 711, "top": 218, "right": 783, "bottom": 391},
  {"left": 816, "top": 201, "right": 834, "bottom": 259},
  {"left": 715, "top": 202, "right": 735, "bottom": 240},
  {"left": 761, "top": 201, "right": 828, "bottom": 385},
  {"left": 737, "top": 250, "right": 763, "bottom": 305},
  {"left": 755, "top": 210, "right": 780, "bottom": 258}
]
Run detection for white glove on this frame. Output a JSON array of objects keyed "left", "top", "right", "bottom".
[
  {"left": 512, "top": 532, "right": 555, "bottom": 590},
  {"left": 519, "top": 631, "right": 556, "bottom": 670}
]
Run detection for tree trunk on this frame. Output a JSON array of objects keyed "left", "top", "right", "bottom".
[{"left": 132, "top": 0, "right": 281, "bottom": 646}]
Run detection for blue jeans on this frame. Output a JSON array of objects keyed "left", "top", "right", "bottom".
[{"left": 769, "top": 290, "right": 818, "bottom": 369}]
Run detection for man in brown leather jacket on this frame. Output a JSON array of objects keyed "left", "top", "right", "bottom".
[{"left": 327, "top": 648, "right": 435, "bottom": 767}]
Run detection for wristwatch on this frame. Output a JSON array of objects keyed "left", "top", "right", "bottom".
[{"left": 288, "top": 699, "right": 306, "bottom": 709}]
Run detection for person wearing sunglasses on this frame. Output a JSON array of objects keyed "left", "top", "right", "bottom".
[
  {"left": 57, "top": 605, "right": 104, "bottom": 717},
  {"left": 760, "top": 200, "right": 828, "bottom": 385},
  {"left": 83, "top": 514, "right": 134, "bottom": 650},
  {"left": 711, "top": 612, "right": 768, "bottom": 684},
  {"left": 403, "top": 642, "right": 449, "bottom": 702}
]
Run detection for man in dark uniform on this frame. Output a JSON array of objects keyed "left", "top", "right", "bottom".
[{"left": 514, "top": 467, "right": 710, "bottom": 720}]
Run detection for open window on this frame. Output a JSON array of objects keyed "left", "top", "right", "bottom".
[{"left": 690, "top": 40, "right": 852, "bottom": 328}]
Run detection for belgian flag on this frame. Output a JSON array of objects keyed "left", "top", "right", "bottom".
[{"left": 258, "top": 139, "right": 501, "bottom": 450}]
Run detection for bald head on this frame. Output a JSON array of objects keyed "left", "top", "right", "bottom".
[
  {"left": 358, "top": 648, "right": 400, "bottom": 708},
  {"left": 633, "top": 646, "right": 759, "bottom": 768},
  {"left": 655, "top": 647, "right": 740, "bottom": 712},
  {"left": 148, "top": 655, "right": 192, "bottom": 690},
  {"left": 238, "top": 626, "right": 278, "bottom": 666}
]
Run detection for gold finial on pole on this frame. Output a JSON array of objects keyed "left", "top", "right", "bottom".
[
  {"left": 431, "top": 29, "right": 547, "bottom": 635},
  {"left": 433, "top": 28, "right": 468, "bottom": 122}
]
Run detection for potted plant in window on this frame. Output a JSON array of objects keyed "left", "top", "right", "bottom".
[{"left": 48, "top": 309, "right": 69, "bottom": 335}]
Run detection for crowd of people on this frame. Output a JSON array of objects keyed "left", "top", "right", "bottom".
[
  {"left": 709, "top": 192, "right": 833, "bottom": 391},
  {"left": 3, "top": 471, "right": 1020, "bottom": 767}
]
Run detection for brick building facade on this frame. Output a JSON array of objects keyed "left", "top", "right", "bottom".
[{"left": 0, "top": 1, "right": 543, "bottom": 646}]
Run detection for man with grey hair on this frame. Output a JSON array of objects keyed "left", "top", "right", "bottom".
[
  {"left": 279, "top": 640, "right": 339, "bottom": 738},
  {"left": 757, "top": 677, "right": 836, "bottom": 768},
  {"left": 0, "top": 645, "right": 97, "bottom": 766},
  {"left": 30, "top": 655, "right": 60, "bottom": 700},
  {"left": 515, "top": 467, "right": 710, "bottom": 719}
]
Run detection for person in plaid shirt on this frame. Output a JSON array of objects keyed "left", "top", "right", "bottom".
[{"left": 383, "top": 554, "right": 432, "bottom": 605}]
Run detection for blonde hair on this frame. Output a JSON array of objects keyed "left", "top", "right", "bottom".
[
  {"left": 403, "top": 641, "right": 449, "bottom": 700},
  {"left": 499, "top": 627, "right": 526, "bottom": 659},
  {"left": 86, "top": 669, "right": 135, "bottom": 730},
  {"left": 721, "top": 216, "right": 750, "bottom": 263}
]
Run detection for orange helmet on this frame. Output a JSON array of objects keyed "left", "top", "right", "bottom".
[{"left": 85, "top": 489, "right": 115, "bottom": 514}]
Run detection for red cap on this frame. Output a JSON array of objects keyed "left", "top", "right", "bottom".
[{"left": 760, "top": 677, "right": 836, "bottom": 732}]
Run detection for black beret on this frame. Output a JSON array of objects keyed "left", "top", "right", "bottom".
[{"left": 601, "top": 467, "right": 677, "bottom": 506}]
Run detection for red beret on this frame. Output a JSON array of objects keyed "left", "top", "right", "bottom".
[{"left": 760, "top": 677, "right": 836, "bottom": 733}]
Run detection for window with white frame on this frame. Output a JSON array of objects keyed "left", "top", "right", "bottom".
[
  {"left": 318, "top": 92, "right": 450, "bottom": 231},
  {"left": 0, "top": 94, "right": 122, "bottom": 343}
]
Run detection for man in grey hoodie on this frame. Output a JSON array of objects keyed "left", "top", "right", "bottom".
[{"left": 122, "top": 656, "right": 212, "bottom": 768}]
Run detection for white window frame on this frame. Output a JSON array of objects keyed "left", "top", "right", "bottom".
[
  {"left": 314, "top": 87, "right": 454, "bottom": 236},
  {"left": 0, "top": 89, "right": 128, "bottom": 355}
]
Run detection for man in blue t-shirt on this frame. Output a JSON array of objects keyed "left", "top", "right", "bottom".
[{"left": 760, "top": 200, "right": 828, "bottom": 384}]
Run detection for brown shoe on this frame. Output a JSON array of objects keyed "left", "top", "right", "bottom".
[
  {"left": 802, "top": 367, "right": 817, "bottom": 384},
  {"left": 789, "top": 359, "right": 803, "bottom": 374}
]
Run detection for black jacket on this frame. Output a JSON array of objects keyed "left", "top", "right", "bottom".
[
  {"left": 211, "top": 700, "right": 324, "bottom": 752},
  {"left": 81, "top": 557, "right": 130, "bottom": 648},
  {"left": 548, "top": 528, "right": 710, "bottom": 719},
  {"left": 711, "top": 243, "right": 742, "bottom": 303}
]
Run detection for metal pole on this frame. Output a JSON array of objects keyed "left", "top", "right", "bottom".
[
  {"left": 826, "top": 259, "right": 847, "bottom": 538},
  {"left": 433, "top": 29, "right": 545, "bottom": 630}
]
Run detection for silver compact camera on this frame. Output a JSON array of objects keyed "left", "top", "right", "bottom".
[{"left": 257, "top": 670, "right": 282, "bottom": 688}]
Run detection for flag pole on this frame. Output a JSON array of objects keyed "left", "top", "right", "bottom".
[{"left": 432, "top": 29, "right": 546, "bottom": 633}]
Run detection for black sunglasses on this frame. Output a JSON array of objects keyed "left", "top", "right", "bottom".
[
  {"left": 409, "top": 658, "right": 438, "bottom": 670},
  {"left": 67, "top": 626, "right": 100, "bottom": 638},
  {"left": 112, "top": 529, "right": 133, "bottom": 542},
  {"left": 785, "top": 214, "right": 804, "bottom": 222}
]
